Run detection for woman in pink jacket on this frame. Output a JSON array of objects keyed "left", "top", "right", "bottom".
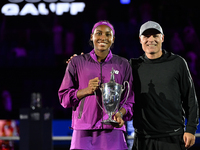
[{"left": 58, "top": 20, "right": 134, "bottom": 150}]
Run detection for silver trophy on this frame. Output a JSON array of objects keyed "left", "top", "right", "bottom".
[{"left": 95, "top": 68, "right": 130, "bottom": 125}]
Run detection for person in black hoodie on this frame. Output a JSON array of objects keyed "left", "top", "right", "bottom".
[{"left": 130, "top": 21, "right": 199, "bottom": 150}]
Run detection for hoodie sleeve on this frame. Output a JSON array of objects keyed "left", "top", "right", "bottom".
[
  {"left": 58, "top": 60, "right": 80, "bottom": 108},
  {"left": 179, "top": 57, "right": 199, "bottom": 135}
]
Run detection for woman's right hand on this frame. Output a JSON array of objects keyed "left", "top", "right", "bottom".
[
  {"left": 86, "top": 77, "right": 100, "bottom": 95},
  {"left": 77, "top": 77, "right": 100, "bottom": 100}
]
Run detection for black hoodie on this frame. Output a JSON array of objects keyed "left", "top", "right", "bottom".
[{"left": 130, "top": 50, "right": 199, "bottom": 138}]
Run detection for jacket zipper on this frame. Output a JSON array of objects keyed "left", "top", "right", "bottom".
[{"left": 100, "top": 63, "right": 104, "bottom": 129}]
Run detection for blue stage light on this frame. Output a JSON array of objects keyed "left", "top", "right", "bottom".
[{"left": 120, "top": 0, "right": 131, "bottom": 4}]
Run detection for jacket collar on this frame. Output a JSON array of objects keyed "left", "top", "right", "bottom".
[{"left": 90, "top": 49, "right": 113, "bottom": 63}]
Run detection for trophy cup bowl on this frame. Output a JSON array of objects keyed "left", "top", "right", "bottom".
[
  {"left": 94, "top": 68, "right": 130, "bottom": 125},
  {"left": 100, "top": 82, "right": 124, "bottom": 125}
]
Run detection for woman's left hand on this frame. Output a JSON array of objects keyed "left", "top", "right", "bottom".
[{"left": 113, "top": 112, "right": 124, "bottom": 128}]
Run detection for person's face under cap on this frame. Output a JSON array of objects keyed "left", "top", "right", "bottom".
[{"left": 139, "top": 28, "right": 164, "bottom": 59}]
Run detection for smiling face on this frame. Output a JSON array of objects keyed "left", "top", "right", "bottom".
[
  {"left": 91, "top": 25, "right": 114, "bottom": 54},
  {"left": 139, "top": 29, "right": 164, "bottom": 59}
]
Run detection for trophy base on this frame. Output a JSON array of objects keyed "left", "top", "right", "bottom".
[{"left": 101, "top": 119, "right": 119, "bottom": 125}]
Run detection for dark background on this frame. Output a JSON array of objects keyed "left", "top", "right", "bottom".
[
  {"left": 0, "top": 0, "right": 200, "bottom": 120},
  {"left": 1, "top": 0, "right": 200, "bottom": 150}
]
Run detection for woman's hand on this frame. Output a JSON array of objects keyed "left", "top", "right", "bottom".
[
  {"left": 77, "top": 77, "right": 99, "bottom": 100},
  {"left": 86, "top": 77, "right": 100, "bottom": 95},
  {"left": 112, "top": 111, "right": 125, "bottom": 128}
]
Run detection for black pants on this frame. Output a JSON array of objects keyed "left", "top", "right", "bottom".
[{"left": 132, "top": 134, "right": 186, "bottom": 150}]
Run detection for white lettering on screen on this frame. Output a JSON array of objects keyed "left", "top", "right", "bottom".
[{"left": 1, "top": 1, "right": 85, "bottom": 16}]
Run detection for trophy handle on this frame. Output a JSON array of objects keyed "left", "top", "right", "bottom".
[
  {"left": 118, "top": 81, "right": 130, "bottom": 111},
  {"left": 94, "top": 91, "right": 107, "bottom": 113}
]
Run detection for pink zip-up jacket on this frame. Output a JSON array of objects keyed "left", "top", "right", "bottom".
[{"left": 58, "top": 49, "right": 134, "bottom": 131}]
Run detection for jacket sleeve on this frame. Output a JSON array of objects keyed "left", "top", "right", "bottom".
[
  {"left": 119, "top": 61, "right": 135, "bottom": 121},
  {"left": 179, "top": 58, "right": 199, "bottom": 135},
  {"left": 58, "top": 60, "right": 80, "bottom": 108}
]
